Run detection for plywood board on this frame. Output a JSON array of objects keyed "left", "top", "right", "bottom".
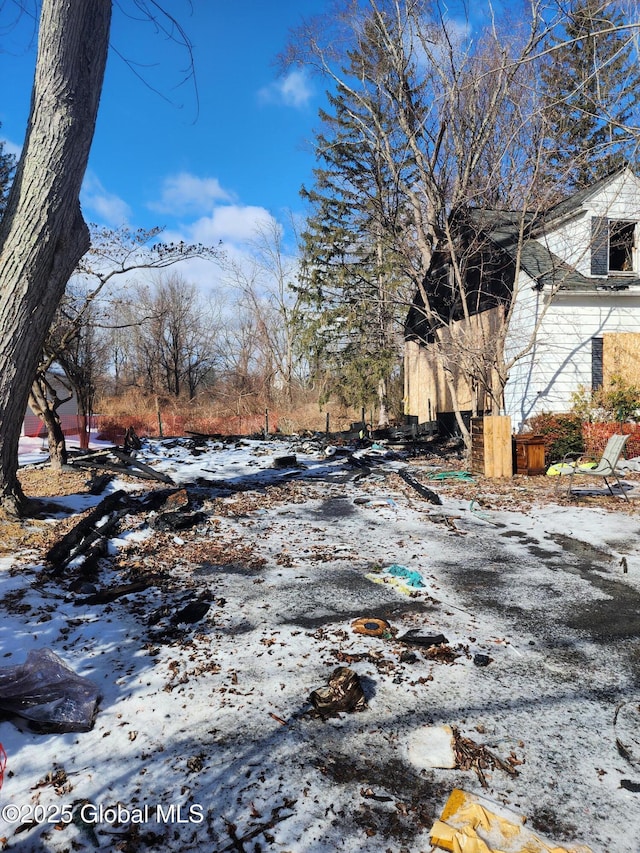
[
  {"left": 483, "top": 415, "right": 513, "bottom": 478},
  {"left": 603, "top": 332, "right": 640, "bottom": 387},
  {"left": 471, "top": 416, "right": 513, "bottom": 478}
]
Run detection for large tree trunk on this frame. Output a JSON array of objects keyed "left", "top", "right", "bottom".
[
  {"left": 0, "top": 0, "right": 111, "bottom": 514},
  {"left": 78, "top": 414, "right": 90, "bottom": 450}
]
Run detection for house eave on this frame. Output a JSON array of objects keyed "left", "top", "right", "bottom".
[{"left": 553, "top": 285, "right": 640, "bottom": 297}]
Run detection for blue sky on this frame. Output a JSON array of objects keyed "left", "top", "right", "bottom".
[
  {"left": 0, "top": 1, "right": 329, "bottom": 263},
  {"left": 0, "top": 0, "right": 504, "bottom": 287}
]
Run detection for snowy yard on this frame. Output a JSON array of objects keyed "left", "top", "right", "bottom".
[{"left": 1, "top": 435, "right": 640, "bottom": 852}]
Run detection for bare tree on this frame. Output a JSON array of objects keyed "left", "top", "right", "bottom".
[
  {"left": 28, "top": 372, "right": 73, "bottom": 470},
  {"left": 129, "top": 273, "right": 221, "bottom": 400},
  {"left": 214, "top": 310, "right": 263, "bottom": 411},
  {"left": 31, "top": 226, "right": 221, "bottom": 466},
  {"left": 223, "top": 216, "right": 307, "bottom": 405},
  {"left": 0, "top": 1, "right": 198, "bottom": 513},
  {"left": 54, "top": 298, "right": 108, "bottom": 452}
]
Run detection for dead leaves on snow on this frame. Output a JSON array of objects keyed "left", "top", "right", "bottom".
[{"left": 451, "top": 726, "right": 522, "bottom": 788}]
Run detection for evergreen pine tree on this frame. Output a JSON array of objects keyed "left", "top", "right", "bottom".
[
  {"left": 540, "top": 0, "right": 640, "bottom": 190},
  {"left": 297, "top": 29, "right": 416, "bottom": 425}
]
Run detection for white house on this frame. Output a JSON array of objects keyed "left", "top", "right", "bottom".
[{"left": 404, "top": 168, "right": 640, "bottom": 433}]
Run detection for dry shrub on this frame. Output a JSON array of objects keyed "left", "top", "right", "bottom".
[
  {"left": 526, "top": 413, "right": 640, "bottom": 462},
  {"left": 525, "top": 413, "right": 584, "bottom": 462},
  {"left": 582, "top": 422, "right": 640, "bottom": 459},
  {"left": 95, "top": 391, "right": 362, "bottom": 437}
]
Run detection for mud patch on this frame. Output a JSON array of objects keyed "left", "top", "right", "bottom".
[
  {"left": 550, "top": 533, "right": 612, "bottom": 566},
  {"left": 310, "top": 497, "right": 358, "bottom": 521},
  {"left": 549, "top": 536, "right": 640, "bottom": 641},
  {"left": 501, "top": 530, "right": 560, "bottom": 560},
  {"left": 627, "top": 648, "right": 640, "bottom": 688},
  {"left": 529, "top": 805, "right": 578, "bottom": 844},
  {"left": 456, "top": 567, "right": 505, "bottom": 591},
  {"left": 286, "top": 599, "right": 436, "bottom": 630},
  {"left": 194, "top": 561, "right": 264, "bottom": 577},
  {"left": 453, "top": 565, "right": 511, "bottom": 613},
  {"left": 500, "top": 530, "right": 539, "bottom": 546},
  {"left": 604, "top": 535, "right": 640, "bottom": 553},
  {"left": 527, "top": 545, "right": 562, "bottom": 560},
  {"left": 317, "top": 751, "right": 453, "bottom": 845},
  {"left": 567, "top": 583, "right": 640, "bottom": 641}
]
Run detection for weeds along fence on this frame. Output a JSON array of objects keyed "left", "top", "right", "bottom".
[{"left": 22, "top": 412, "right": 279, "bottom": 443}]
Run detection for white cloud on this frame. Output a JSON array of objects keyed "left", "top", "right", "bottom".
[
  {"left": 258, "top": 69, "right": 313, "bottom": 109},
  {"left": 143, "top": 254, "right": 226, "bottom": 295},
  {"left": 445, "top": 16, "right": 472, "bottom": 46},
  {"left": 168, "top": 204, "right": 276, "bottom": 246},
  {"left": 409, "top": 13, "right": 471, "bottom": 73},
  {"left": 155, "top": 203, "right": 282, "bottom": 293},
  {"left": 81, "top": 172, "right": 132, "bottom": 226},
  {"left": 149, "top": 172, "right": 232, "bottom": 216}
]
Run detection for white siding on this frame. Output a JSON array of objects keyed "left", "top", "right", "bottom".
[
  {"left": 539, "top": 214, "right": 590, "bottom": 276},
  {"left": 503, "top": 276, "right": 545, "bottom": 430},
  {"left": 505, "top": 287, "right": 640, "bottom": 431},
  {"left": 406, "top": 170, "right": 640, "bottom": 431}
]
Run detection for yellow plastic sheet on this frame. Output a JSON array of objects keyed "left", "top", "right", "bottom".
[
  {"left": 430, "top": 789, "right": 593, "bottom": 853},
  {"left": 546, "top": 461, "right": 596, "bottom": 476}
]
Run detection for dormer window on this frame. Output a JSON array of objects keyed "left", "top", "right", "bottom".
[
  {"left": 591, "top": 217, "right": 637, "bottom": 275},
  {"left": 609, "top": 221, "right": 635, "bottom": 272}
]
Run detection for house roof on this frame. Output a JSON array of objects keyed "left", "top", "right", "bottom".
[
  {"left": 537, "top": 167, "right": 632, "bottom": 226},
  {"left": 468, "top": 180, "right": 640, "bottom": 292},
  {"left": 407, "top": 171, "right": 640, "bottom": 340},
  {"left": 467, "top": 209, "right": 572, "bottom": 286}
]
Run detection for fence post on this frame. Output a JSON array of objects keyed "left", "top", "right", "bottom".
[{"left": 155, "top": 396, "right": 163, "bottom": 438}]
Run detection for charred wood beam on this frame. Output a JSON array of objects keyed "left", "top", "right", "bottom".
[
  {"left": 45, "top": 490, "right": 130, "bottom": 571},
  {"left": 397, "top": 469, "right": 442, "bottom": 505},
  {"left": 74, "top": 581, "right": 150, "bottom": 606},
  {"left": 109, "top": 449, "right": 174, "bottom": 483},
  {"left": 71, "top": 456, "right": 173, "bottom": 483}
]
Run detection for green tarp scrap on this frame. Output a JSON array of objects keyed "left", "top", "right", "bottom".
[{"left": 427, "top": 470, "right": 475, "bottom": 482}]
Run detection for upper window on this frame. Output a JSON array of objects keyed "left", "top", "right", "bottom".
[
  {"left": 591, "top": 217, "right": 637, "bottom": 276},
  {"left": 609, "top": 221, "right": 635, "bottom": 272}
]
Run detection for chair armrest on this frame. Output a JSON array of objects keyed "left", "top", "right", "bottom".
[{"left": 548, "top": 452, "right": 582, "bottom": 471}]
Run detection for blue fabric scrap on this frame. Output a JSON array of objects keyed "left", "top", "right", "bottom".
[{"left": 386, "top": 563, "right": 425, "bottom": 588}]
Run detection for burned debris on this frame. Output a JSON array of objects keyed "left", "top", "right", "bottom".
[{"left": 3, "top": 431, "right": 619, "bottom": 852}]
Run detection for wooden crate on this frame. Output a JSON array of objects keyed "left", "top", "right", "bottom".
[
  {"left": 471, "top": 416, "right": 513, "bottom": 478},
  {"left": 513, "top": 434, "right": 546, "bottom": 475}
]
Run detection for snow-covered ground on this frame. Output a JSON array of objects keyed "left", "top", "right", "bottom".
[{"left": 1, "top": 435, "right": 640, "bottom": 852}]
